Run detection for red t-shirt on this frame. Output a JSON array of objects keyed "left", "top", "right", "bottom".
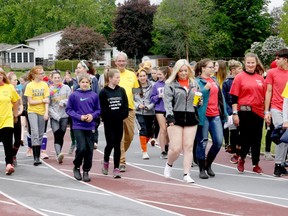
[
  {"left": 265, "top": 67, "right": 288, "bottom": 111},
  {"left": 230, "top": 71, "right": 265, "bottom": 118},
  {"left": 178, "top": 79, "right": 189, "bottom": 91},
  {"left": 203, "top": 77, "right": 219, "bottom": 117}
]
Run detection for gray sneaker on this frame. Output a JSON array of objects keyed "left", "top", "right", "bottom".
[
  {"left": 160, "top": 151, "right": 168, "bottom": 159},
  {"left": 119, "top": 164, "right": 126, "bottom": 172},
  {"left": 57, "top": 153, "right": 64, "bottom": 164},
  {"left": 102, "top": 161, "right": 109, "bottom": 175}
]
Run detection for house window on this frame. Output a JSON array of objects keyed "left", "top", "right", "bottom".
[
  {"left": 17, "top": 53, "right": 22, "bottom": 63},
  {"left": 48, "top": 54, "right": 53, "bottom": 61},
  {"left": 11, "top": 53, "right": 16, "bottom": 63},
  {"left": 29, "top": 52, "right": 34, "bottom": 62},
  {"left": 23, "top": 53, "right": 28, "bottom": 62}
]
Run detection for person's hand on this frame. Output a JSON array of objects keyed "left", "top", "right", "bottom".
[
  {"left": 138, "top": 104, "right": 145, "bottom": 109},
  {"left": 232, "top": 114, "right": 239, "bottom": 126},
  {"left": 264, "top": 113, "right": 271, "bottom": 125},
  {"left": 81, "top": 115, "right": 88, "bottom": 121},
  {"left": 13, "top": 116, "right": 18, "bottom": 124},
  {"left": 168, "top": 122, "right": 174, "bottom": 126},
  {"left": 42, "top": 98, "right": 49, "bottom": 104},
  {"left": 43, "top": 113, "right": 49, "bottom": 120},
  {"left": 283, "top": 122, "right": 288, "bottom": 129},
  {"left": 85, "top": 114, "right": 93, "bottom": 123}
]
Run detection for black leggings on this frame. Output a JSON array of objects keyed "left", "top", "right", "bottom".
[
  {"left": 0, "top": 127, "right": 14, "bottom": 165},
  {"left": 103, "top": 120, "right": 123, "bottom": 169},
  {"left": 12, "top": 116, "right": 22, "bottom": 156}
]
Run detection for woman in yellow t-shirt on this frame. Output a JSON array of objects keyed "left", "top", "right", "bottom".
[
  {"left": 24, "top": 66, "right": 50, "bottom": 166},
  {"left": 0, "top": 70, "right": 20, "bottom": 175}
]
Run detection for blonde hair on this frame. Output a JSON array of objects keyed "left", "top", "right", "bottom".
[
  {"left": 78, "top": 73, "right": 91, "bottom": 84},
  {"left": 104, "top": 68, "right": 120, "bottom": 86},
  {"left": 215, "top": 60, "right": 227, "bottom": 88},
  {"left": 166, "top": 59, "right": 194, "bottom": 84},
  {"left": 244, "top": 52, "right": 264, "bottom": 75},
  {"left": 228, "top": 59, "right": 242, "bottom": 71}
]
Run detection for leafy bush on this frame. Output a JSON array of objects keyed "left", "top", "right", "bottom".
[{"left": 54, "top": 60, "right": 79, "bottom": 72}]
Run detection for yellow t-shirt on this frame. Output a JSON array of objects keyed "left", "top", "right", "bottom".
[
  {"left": 24, "top": 81, "right": 50, "bottom": 115},
  {"left": 119, "top": 69, "right": 139, "bottom": 109},
  {"left": 282, "top": 82, "right": 288, "bottom": 98},
  {"left": 0, "top": 84, "right": 20, "bottom": 129}
]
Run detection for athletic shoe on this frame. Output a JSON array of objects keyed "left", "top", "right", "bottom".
[
  {"left": 253, "top": 165, "right": 263, "bottom": 174},
  {"left": 41, "top": 151, "right": 49, "bottom": 159},
  {"left": 183, "top": 174, "right": 195, "bottom": 183},
  {"left": 113, "top": 168, "right": 121, "bottom": 179},
  {"left": 68, "top": 145, "right": 75, "bottom": 155},
  {"left": 237, "top": 158, "right": 245, "bottom": 173},
  {"left": 119, "top": 164, "right": 126, "bottom": 172},
  {"left": 247, "top": 151, "right": 252, "bottom": 158},
  {"left": 102, "top": 161, "right": 109, "bottom": 175},
  {"left": 5, "top": 164, "right": 15, "bottom": 175},
  {"left": 142, "top": 152, "right": 150, "bottom": 160},
  {"left": 26, "top": 147, "right": 33, "bottom": 157},
  {"left": 264, "top": 152, "right": 274, "bottom": 161},
  {"left": 94, "top": 143, "right": 98, "bottom": 150},
  {"left": 160, "top": 151, "right": 168, "bottom": 159},
  {"left": 230, "top": 154, "right": 239, "bottom": 164},
  {"left": 225, "top": 145, "right": 235, "bottom": 154},
  {"left": 57, "top": 153, "right": 64, "bottom": 164},
  {"left": 281, "top": 166, "right": 288, "bottom": 175},
  {"left": 73, "top": 167, "right": 82, "bottom": 180},
  {"left": 164, "top": 163, "right": 172, "bottom": 178},
  {"left": 274, "top": 164, "right": 282, "bottom": 177},
  {"left": 83, "top": 172, "right": 91, "bottom": 182}
]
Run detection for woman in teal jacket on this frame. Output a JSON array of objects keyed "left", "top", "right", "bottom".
[{"left": 195, "top": 59, "right": 227, "bottom": 179}]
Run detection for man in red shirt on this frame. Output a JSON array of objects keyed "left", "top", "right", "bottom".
[{"left": 264, "top": 48, "right": 288, "bottom": 177}]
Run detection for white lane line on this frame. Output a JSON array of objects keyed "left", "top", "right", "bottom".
[
  {"left": 60, "top": 168, "right": 200, "bottom": 188},
  {"left": 0, "top": 177, "right": 109, "bottom": 196},
  {"left": 137, "top": 199, "right": 239, "bottom": 216},
  {"left": 132, "top": 162, "right": 287, "bottom": 182},
  {"left": 0, "top": 200, "right": 16, "bottom": 205},
  {"left": 43, "top": 162, "right": 182, "bottom": 216},
  {"left": 0, "top": 191, "right": 47, "bottom": 216},
  {"left": 230, "top": 191, "right": 288, "bottom": 202},
  {"left": 40, "top": 208, "right": 74, "bottom": 216}
]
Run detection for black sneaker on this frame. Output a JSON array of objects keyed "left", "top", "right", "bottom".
[
  {"left": 83, "top": 172, "right": 91, "bottom": 182},
  {"left": 160, "top": 151, "right": 168, "bottom": 159},
  {"left": 281, "top": 166, "right": 288, "bottom": 175},
  {"left": 73, "top": 167, "right": 82, "bottom": 180},
  {"left": 273, "top": 164, "right": 282, "bottom": 177}
]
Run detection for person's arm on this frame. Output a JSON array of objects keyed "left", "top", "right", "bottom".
[
  {"left": 264, "top": 84, "right": 272, "bottom": 125},
  {"left": 231, "top": 95, "right": 239, "bottom": 126},
  {"left": 163, "top": 84, "right": 175, "bottom": 126}
]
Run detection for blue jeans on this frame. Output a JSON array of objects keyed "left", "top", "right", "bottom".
[{"left": 196, "top": 116, "right": 223, "bottom": 161}]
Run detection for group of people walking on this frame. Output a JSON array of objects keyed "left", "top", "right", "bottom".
[{"left": 1, "top": 49, "right": 288, "bottom": 183}]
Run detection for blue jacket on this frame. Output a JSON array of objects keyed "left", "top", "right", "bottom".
[
  {"left": 65, "top": 89, "right": 100, "bottom": 130},
  {"left": 196, "top": 76, "right": 228, "bottom": 126}
]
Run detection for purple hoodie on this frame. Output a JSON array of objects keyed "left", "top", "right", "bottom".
[
  {"left": 66, "top": 89, "right": 100, "bottom": 130},
  {"left": 150, "top": 80, "right": 166, "bottom": 112}
]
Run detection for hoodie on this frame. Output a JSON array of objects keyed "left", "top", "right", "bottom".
[
  {"left": 65, "top": 88, "right": 100, "bottom": 130},
  {"left": 150, "top": 80, "right": 165, "bottom": 112}
]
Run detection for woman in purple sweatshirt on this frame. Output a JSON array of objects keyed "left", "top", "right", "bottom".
[
  {"left": 66, "top": 74, "right": 100, "bottom": 182},
  {"left": 150, "top": 66, "right": 171, "bottom": 159}
]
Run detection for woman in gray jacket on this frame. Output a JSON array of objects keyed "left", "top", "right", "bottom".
[
  {"left": 163, "top": 59, "right": 199, "bottom": 183},
  {"left": 49, "top": 71, "right": 71, "bottom": 164},
  {"left": 134, "top": 68, "right": 155, "bottom": 160}
]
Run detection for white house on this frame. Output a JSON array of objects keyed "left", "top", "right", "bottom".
[
  {"left": 0, "top": 43, "right": 35, "bottom": 69},
  {"left": 26, "top": 31, "right": 63, "bottom": 64},
  {"left": 27, "top": 31, "right": 115, "bottom": 67}
]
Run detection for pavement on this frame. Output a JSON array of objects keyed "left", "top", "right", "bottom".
[{"left": 0, "top": 123, "right": 287, "bottom": 216}]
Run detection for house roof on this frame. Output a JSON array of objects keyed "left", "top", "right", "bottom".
[
  {"left": 26, "top": 31, "right": 63, "bottom": 42},
  {"left": 143, "top": 55, "right": 168, "bottom": 59},
  {"left": 0, "top": 43, "right": 35, "bottom": 52}
]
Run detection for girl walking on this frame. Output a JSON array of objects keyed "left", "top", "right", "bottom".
[
  {"left": 49, "top": 71, "right": 71, "bottom": 164},
  {"left": 66, "top": 74, "right": 100, "bottom": 182},
  {"left": 99, "top": 69, "right": 128, "bottom": 178}
]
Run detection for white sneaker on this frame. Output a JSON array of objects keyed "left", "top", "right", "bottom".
[
  {"left": 183, "top": 174, "right": 195, "bottom": 183},
  {"left": 57, "top": 153, "right": 64, "bottom": 164},
  {"left": 41, "top": 151, "right": 49, "bottom": 159},
  {"left": 142, "top": 152, "right": 150, "bottom": 160},
  {"left": 264, "top": 152, "right": 274, "bottom": 161},
  {"left": 164, "top": 163, "right": 172, "bottom": 178}
]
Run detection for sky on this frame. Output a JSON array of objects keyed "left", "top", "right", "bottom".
[{"left": 115, "top": 0, "right": 284, "bottom": 11}]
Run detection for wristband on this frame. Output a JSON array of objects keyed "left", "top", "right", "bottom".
[
  {"left": 264, "top": 111, "right": 270, "bottom": 115},
  {"left": 232, "top": 111, "right": 238, "bottom": 115}
]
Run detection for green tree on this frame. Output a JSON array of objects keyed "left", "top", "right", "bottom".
[
  {"left": 151, "top": 0, "right": 213, "bottom": 60},
  {"left": 210, "top": 0, "right": 272, "bottom": 57},
  {"left": 0, "top": 0, "right": 116, "bottom": 44},
  {"left": 57, "top": 25, "right": 107, "bottom": 60},
  {"left": 111, "top": 0, "right": 157, "bottom": 58},
  {"left": 279, "top": 1, "right": 288, "bottom": 43}
]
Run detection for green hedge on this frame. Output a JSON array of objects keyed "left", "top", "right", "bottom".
[{"left": 54, "top": 60, "right": 79, "bottom": 72}]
